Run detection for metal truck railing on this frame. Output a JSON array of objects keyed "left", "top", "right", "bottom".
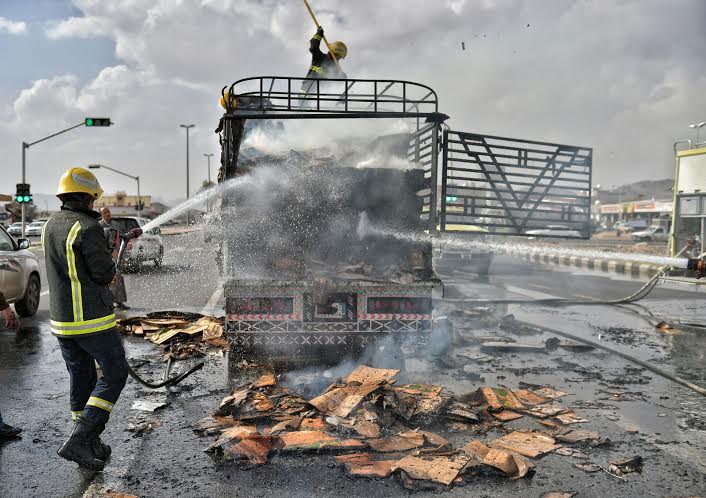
[
  {"left": 222, "top": 77, "right": 444, "bottom": 120},
  {"left": 440, "top": 131, "right": 593, "bottom": 238}
]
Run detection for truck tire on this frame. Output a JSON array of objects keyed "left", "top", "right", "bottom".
[{"left": 15, "top": 273, "right": 40, "bottom": 317}]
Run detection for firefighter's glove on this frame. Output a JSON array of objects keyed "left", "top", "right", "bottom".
[
  {"left": 317, "top": 26, "right": 324, "bottom": 36},
  {"left": 129, "top": 228, "right": 144, "bottom": 239}
]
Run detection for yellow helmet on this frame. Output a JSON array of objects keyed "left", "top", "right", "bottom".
[
  {"left": 219, "top": 91, "right": 237, "bottom": 111},
  {"left": 56, "top": 167, "right": 104, "bottom": 199},
  {"left": 330, "top": 41, "right": 347, "bottom": 59}
]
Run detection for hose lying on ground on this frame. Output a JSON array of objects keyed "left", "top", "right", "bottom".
[
  {"left": 513, "top": 319, "right": 706, "bottom": 398},
  {"left": 128, "top": 362, "right": 205, "bottom": 389},
  {"left": 448, "top": 246, "right": 696, "bottom": 308}
]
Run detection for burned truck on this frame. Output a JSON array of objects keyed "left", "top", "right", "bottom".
[{"left": 215, "top": 77, "right": 595, "bottom": 363}]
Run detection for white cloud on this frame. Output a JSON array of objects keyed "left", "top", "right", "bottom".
[
  {"left": 45, "top": 16, "right": 111, "bottom": 39},
  {"left": 0, "top": 0, "right": 703, "bottom": 201},
  {"left": 0, "top": 16, "right": 27, "bottom": 35}
]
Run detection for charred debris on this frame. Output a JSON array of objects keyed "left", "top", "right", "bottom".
[{"left": 195, "top": 365, "right": 635, "bottom": 491}]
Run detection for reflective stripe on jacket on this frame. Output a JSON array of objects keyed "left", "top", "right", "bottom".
[{"left": 43, "top": 207, "right": 116, "bottom": 336}]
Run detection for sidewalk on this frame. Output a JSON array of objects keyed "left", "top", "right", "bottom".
[{"left": 518, "top": 250, "right": 664, "bottom": 278}]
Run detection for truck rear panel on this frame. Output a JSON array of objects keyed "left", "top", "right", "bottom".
[{"left": 225, "top": 279, "right": 434, "bottom": 362}]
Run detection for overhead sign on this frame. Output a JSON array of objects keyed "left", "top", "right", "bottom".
[{"left": 600, "top": 204, "right": 622, "bottom": 214}]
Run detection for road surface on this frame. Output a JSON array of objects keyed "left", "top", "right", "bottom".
[{"left": 1, "top": 234, "right": 705, "bottom": 497}]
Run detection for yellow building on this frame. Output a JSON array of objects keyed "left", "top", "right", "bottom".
[{"left": 94, "top": 191, "right": 152, "bottom": 216}]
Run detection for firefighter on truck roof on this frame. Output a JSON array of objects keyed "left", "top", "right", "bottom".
[
  {"left": 302, "top": 26, "right": 347, "bottom": 94},
  {"left": 42, "top": 167, "right": 142, "bottom": 471}
]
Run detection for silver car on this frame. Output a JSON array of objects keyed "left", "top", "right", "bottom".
[
  {"left": 25, "top": 221, "right": 45, "bottom": 237},
  {"left": 7, "top": 222, "right": 23, "bottom": 237},
  {"left": 0, "top": 226, "right": 41, "bottom": 316}
]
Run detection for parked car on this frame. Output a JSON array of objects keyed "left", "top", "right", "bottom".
[
  {"left": 632, "top": 225, "right": 668, "bottom": 242},
  {"left": 25, "top": 220, "right": 45, "bottom": 237},
  {"left": 0, "top": 225, "right": 41, "bottom": 316},
  {"left": 525, "top": 225, "right": 583, "bottom": 238},
  {"left": 7, "top": 222, "right": 23, "bottom": 237},
  {"left": 112, "top": 216, "right": 164, "bottom": 270}
]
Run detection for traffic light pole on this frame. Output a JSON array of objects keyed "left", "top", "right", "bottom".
[{"left": 20, "top": 121, "right": 87, "bottom": 238}]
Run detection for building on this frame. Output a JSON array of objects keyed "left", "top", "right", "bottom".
[
  {"left": 598, "top": 199, "right": 673, "bottom": 227},
  {"left": 94, "top": 191, "right": 154, "bottom": 217}
]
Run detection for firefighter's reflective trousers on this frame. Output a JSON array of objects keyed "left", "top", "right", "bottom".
[{"left": 57, "top": 328, "right": 128, "bottom": 425}]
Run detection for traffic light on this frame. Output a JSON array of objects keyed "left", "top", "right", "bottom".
[
  {"left": 15, "top": 183, "right": 32, "bottom": 204},
  {"left": 85, "top": 117, "right": 112, "bottom": 127}
]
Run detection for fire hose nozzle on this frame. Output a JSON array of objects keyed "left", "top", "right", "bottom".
[
  {"left": 686, "top": 257, "right": 706, "bottom": 278},
  {"left": 122, "top": 227, "right": 143, "bottom": 241}
]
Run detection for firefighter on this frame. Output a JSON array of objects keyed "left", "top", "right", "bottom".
[
  {"left": 43, "top": 167, "right": 142, "bottom": 471},
  {"left": 302, "top": 26, "right": 347, "bottom": 94}
]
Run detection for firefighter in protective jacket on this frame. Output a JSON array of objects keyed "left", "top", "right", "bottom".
[
  {"left": 43, "top": 167, "right": 141, "bottom": 471},
  {"left": 302, "top": 26, "right": 347, "bottom": 94}
]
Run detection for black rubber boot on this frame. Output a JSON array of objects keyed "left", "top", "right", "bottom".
[
  {"left": 0, "top": 422, "right": 22, "bottom": 440},
  {"left": 57, "top": 417, "right": 105, "bottom": 471},
  {"left": 89, "top": 422, "right": 111, "bottom": 460}
]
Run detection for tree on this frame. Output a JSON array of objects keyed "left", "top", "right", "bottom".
[{"left": 5, "top": 202, "right": 37, "bottom": 223}]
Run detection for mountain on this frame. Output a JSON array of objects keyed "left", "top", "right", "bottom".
[{"left": 597, "top": 179, "right": 673, "bottom": 203}]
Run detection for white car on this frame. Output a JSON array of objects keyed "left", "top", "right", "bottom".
[
  {"left": 112, "top": 216, "right": 165, "bottom": 270},
  {"left": 632, "top": 226, "right": 668, "bottom": 242},
  {"left": 0, "top": 226, "right": 41, "bottom": 316},
  {"left": 7, "top": 222, "right": 23, "bottom": 237},
  {"left": 25, "top": 221, "right": 45, "bottom": 237},
  {"left": 526, "top": 225, "right": 583, "bottom": 238}
]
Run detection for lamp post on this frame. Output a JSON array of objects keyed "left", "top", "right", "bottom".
[
  {"left": 180, "top": 124, "right": 195, "bottom": 224},
  {"left": 204, "top": 153, "right": 214, "bottom": 213},
  {"left": 689, "top": 122, "right": 706, "bottom": 146},
  {"left": 88, "top": 164, "right": 141, "bottom": 218}
]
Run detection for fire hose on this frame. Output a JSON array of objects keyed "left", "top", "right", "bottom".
[
  {"left": 454, "top": 246, "right": 705, "bottom": 308},
  {"left": 512, "top": 319, "right": 706, "bottom": 398},
  {"left": 445, "top": 246, "right": 706, "bottom": 397},
  {"left": 116, "top": 231, "right": 205, "bottom": 389}
]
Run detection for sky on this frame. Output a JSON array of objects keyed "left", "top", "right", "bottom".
[{"left": 1, "top": 0, "right": 705, "bottom": 204}]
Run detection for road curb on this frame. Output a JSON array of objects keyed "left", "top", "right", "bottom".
[{"left": 519, "top": 251, "right": 663, "bottom": 278}]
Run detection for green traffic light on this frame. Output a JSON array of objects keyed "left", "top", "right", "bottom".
[
  {"left": 23, "top": 196, "right": 31, "bottom": 203},
  {"left": 85, "top": 118, "right": 94, "bottom": 126},
  {"left": 16, "top": 196, "right": 22, "bottom": 203}
]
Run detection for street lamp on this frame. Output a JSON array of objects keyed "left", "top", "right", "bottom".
[
  {"left": 88, "top": 164, "right": 141, "bottom": 218},
  {"left": 204, "top": 153, "right": 214, "bottom": 184},
  {"left": 689, "top": 122, "right": 706, "bottom": 146},
  {"left": 180, "top": 124, "right": 195, "bottom": 224}
]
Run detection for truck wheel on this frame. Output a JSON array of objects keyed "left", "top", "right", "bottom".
[{"left": 15, "top": 273, "right": 40, "bottom": 317}]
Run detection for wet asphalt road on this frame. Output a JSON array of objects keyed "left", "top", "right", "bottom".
[{"left": 1, "top": 233, "right": 705, "bottom": 497}]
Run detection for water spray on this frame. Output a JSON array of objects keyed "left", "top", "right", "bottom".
[
  {"left": 357, "top": 217, "right": 704, "bottom": 274},
  {"left": 142, "top": 177, "right": 250, "bottom": 232}
]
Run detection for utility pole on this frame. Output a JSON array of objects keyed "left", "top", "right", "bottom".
[
  {"left": 204, "top": 153, "right": 214, "bottom": 213},
  {"left": 20, "top": 117, "right": 111, "bottom": 237},
  {"left": 180, "top": 124, "right": 195, "bottom": 224}
]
